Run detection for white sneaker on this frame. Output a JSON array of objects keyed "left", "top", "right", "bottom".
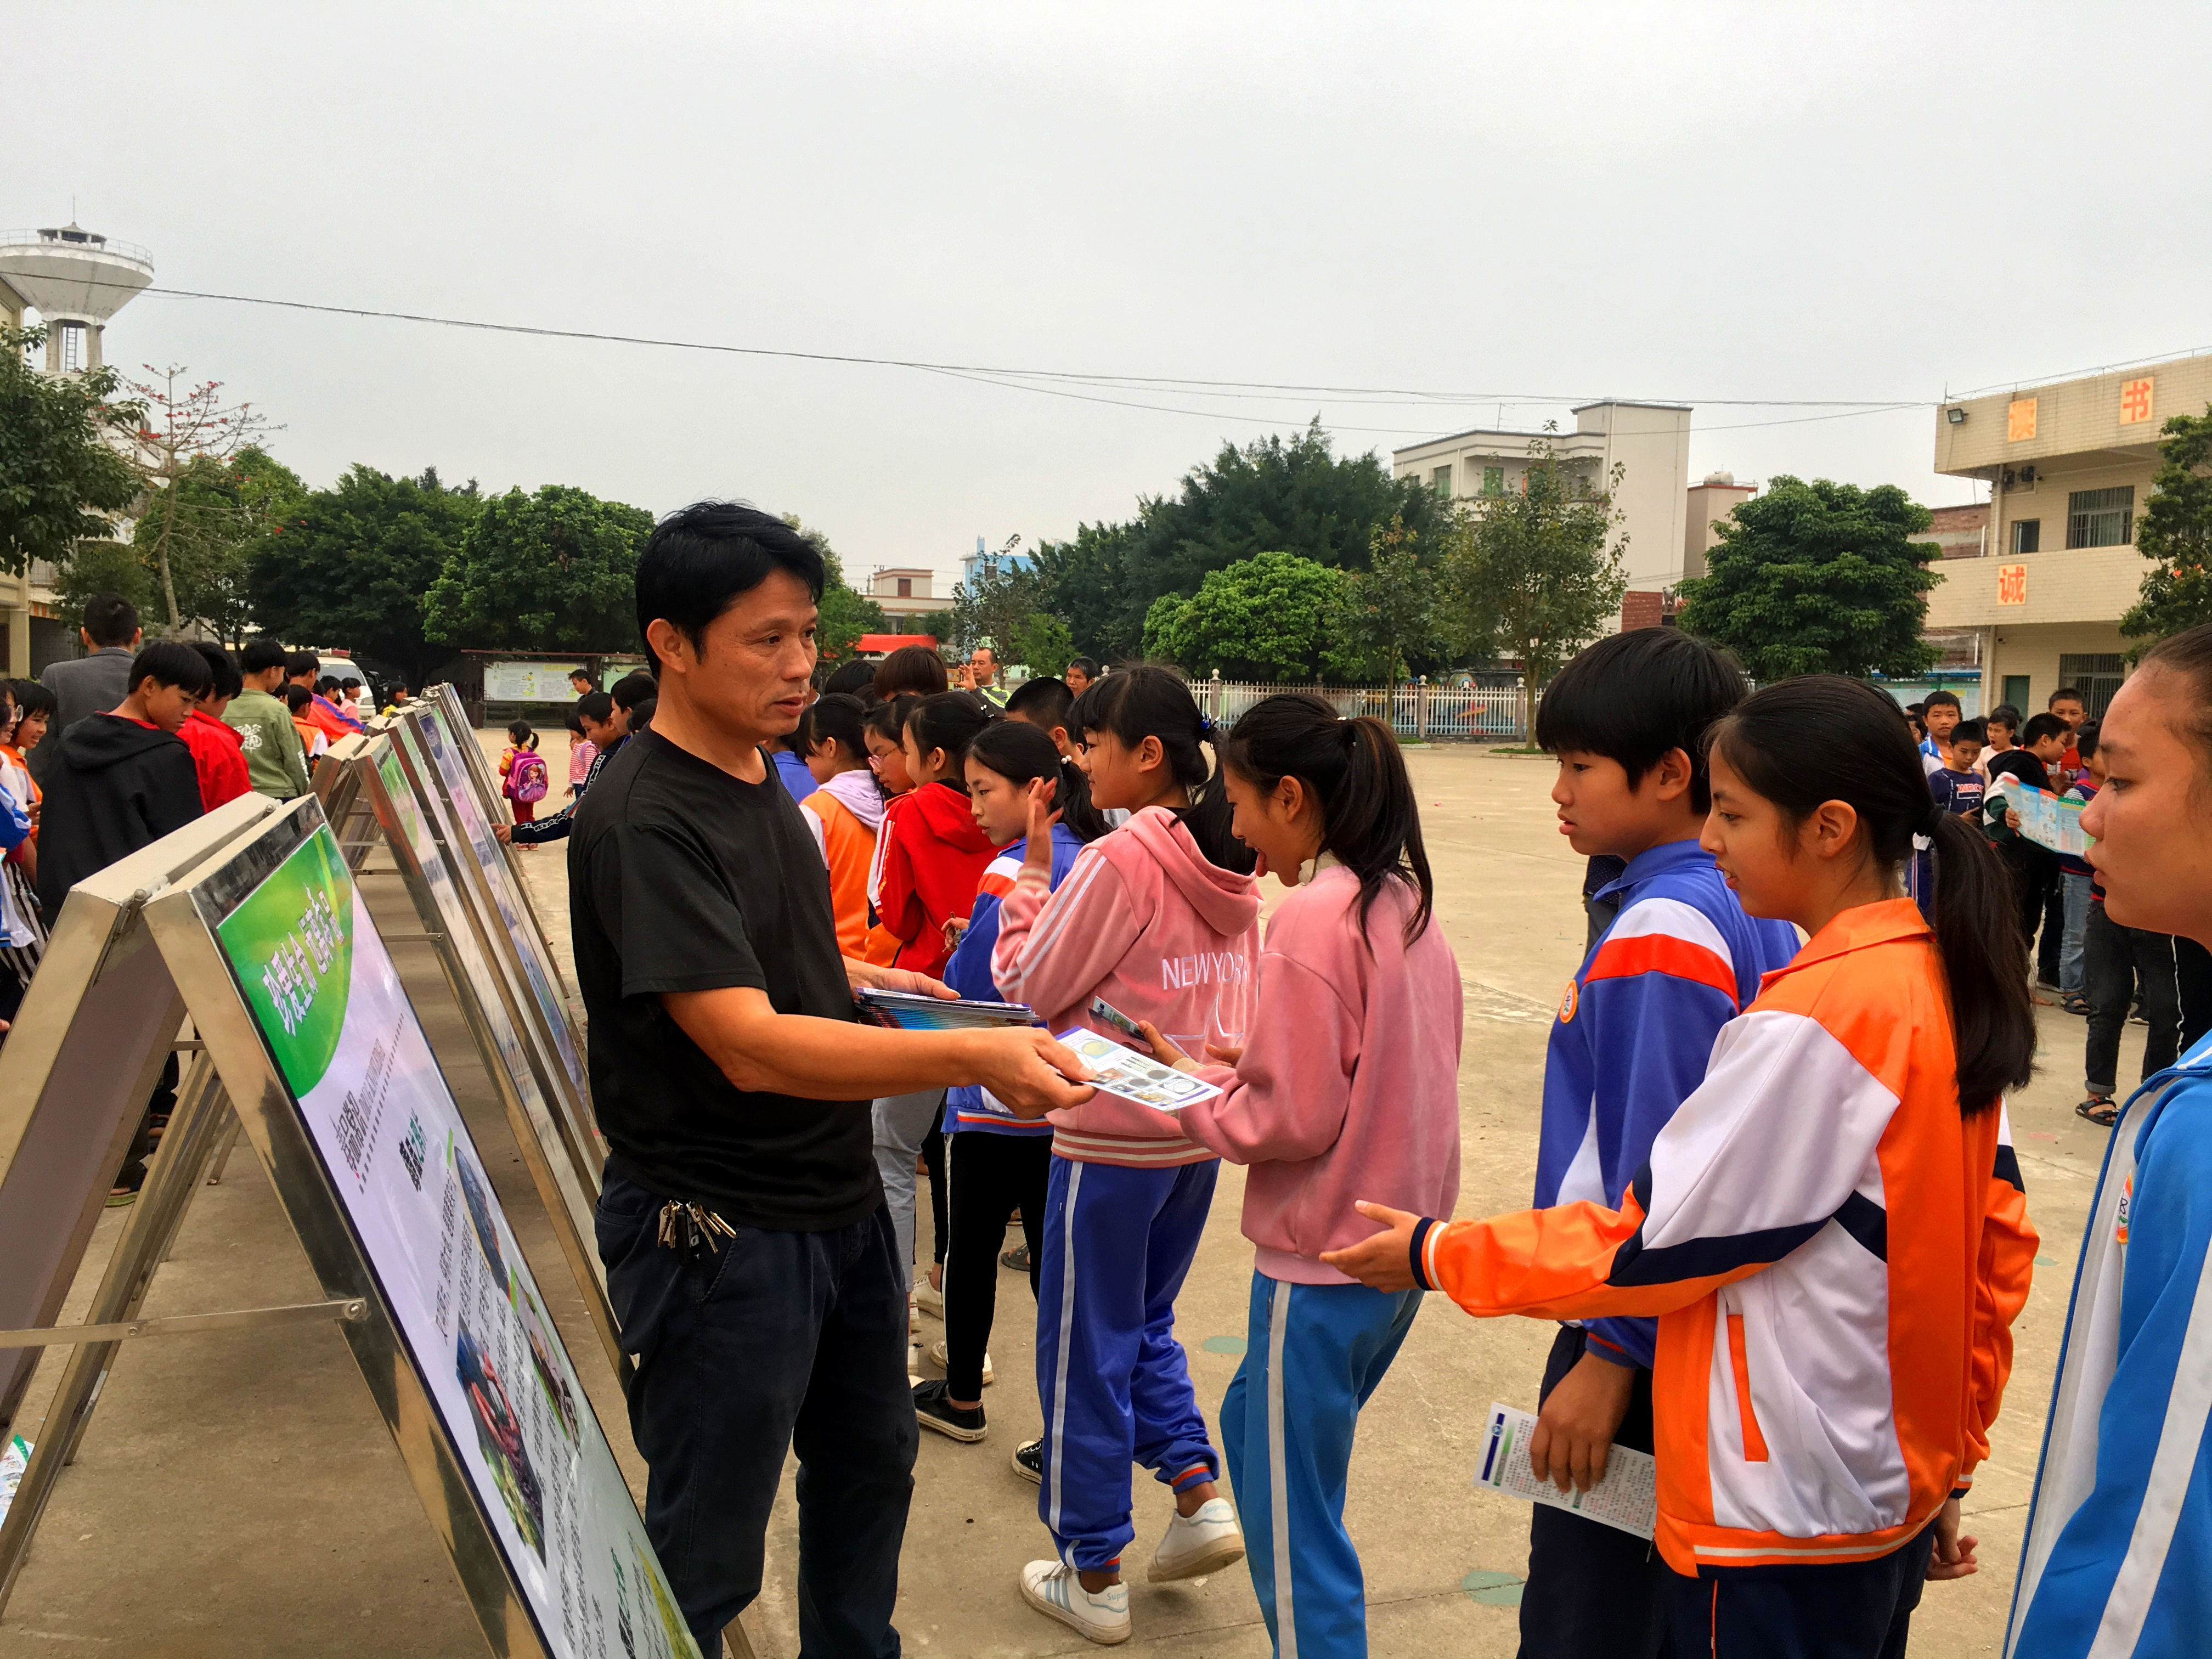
[
  {"left": 915, "top": 1280, "right": 945, "bottom": 1318},
  {"left": 1148, "top": 1497, "right": 1245, "bottom": 1582},
  {"left": 926, "top": 1337, "right": 992, "bottom": 1385},
  {"left": 1019, "top": 1560, "right": 1129, "bottom": 1645}
]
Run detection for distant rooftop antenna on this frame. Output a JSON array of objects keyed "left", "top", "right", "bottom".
[{"left": 0, "top": 221, "right": 154, "bottom": 374}]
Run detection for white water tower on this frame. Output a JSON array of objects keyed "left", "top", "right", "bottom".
[{"left": 0, "top": 224, "right": 154, "bottom": 373}]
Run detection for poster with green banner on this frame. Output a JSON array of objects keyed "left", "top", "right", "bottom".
[{"left": 212, "top": 822, "right": 697, "bottom": 1659}]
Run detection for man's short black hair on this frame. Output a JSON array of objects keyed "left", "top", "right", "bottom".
[
  {"left": 1951, "top": 719, "right": 1987, "bottom": 747},
  {"left": 1006, "top": 675, "right": 1073, "bottom": 731},
  {"left": 574, "top": 690, "right": 614, "bottom": 724},
  {"left": 1923, "top": 690, "right": 1962, "bottom": 712},
  {"left": 611, "top": 670, "right": 658, "bottom": 712},
  {"left": 130, "top": 641, "right": 213, "bottom": 698},
  {"left": 2049, "top": 686, "right": 2085, "bottom": 709},
  {"left": 1534, "top": 628, "right": 1750, "bottom": 812},
  {"left": 192, "top": 642, "right": 242, "bottom": 701},
  {"left": 285, "top": 650, "right": 320, "bottom": 679},
  {"left": 1067, "top": 656, "right": 1099, "bottom": 679},
  {"left": 570, "top": 667, "right": 594, "bottom": 684},
  {"left": 82, "top": 594, "right": 141, "bottom": 649},
  {"left": 2022, "top": 712, "right": 2069, "bottom": 745},
  {"left": 240, "top": 639, "right": 289, "bottom": 676},
  {"left": 635, "top": 501, "right": 825, "bottom": 668}
]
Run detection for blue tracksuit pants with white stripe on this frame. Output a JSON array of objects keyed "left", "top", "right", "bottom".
[
  {"left": 1035, "top": 1154, "right": 1222, "bottom": 1572},
  {"left": 1222, "top": 1271, "right": 1423, "bottom": 1659}
]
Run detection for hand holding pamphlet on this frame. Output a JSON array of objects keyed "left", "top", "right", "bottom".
[
  {"left": 1055, "top": 1028, "right": 1223, "bottom": 1112},
  {"left": 1475, "top": 1402, "right": 1657, "bottom": 1540},
  {"left": 855, "top": 989, "right": 1043, "bottom": 1031}
]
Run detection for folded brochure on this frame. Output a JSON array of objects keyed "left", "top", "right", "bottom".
[
  {"left": 1056, "top": 1028, "right": 1222, "bottom": 1111},
  {"left": 855, "top": 988, "right": 1043, "bottom": 1030},
  {"left": 1476, "top": 1401, "right": 1656, "bottom": 1540}
]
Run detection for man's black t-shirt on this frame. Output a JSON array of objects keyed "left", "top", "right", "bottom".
[{"left": 569, "top": 729, "right": 877, "bottom": 1229}]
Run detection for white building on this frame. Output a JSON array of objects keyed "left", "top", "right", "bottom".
[
  {"left": 1392, "top": 400, "right": 1694, "bottom": 592},
  {"left": 0, "top": 224, "right": 157, "bottom": 674}
]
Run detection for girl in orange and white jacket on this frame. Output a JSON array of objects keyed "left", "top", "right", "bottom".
[{"left": 1328, "top": 675, "right": 2039, "bottom": 1658}]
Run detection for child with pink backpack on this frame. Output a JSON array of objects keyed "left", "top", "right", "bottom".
[{"left": 499, "top": 721, "right": 550, "bottom": 825}]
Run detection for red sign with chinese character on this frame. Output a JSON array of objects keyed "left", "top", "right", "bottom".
[
  {"left": 1997, "top": 563, "right": 2028, "bottom": 606},
  {"left": 2120, "top": 377, "right": 2155, "bottom": 425}
]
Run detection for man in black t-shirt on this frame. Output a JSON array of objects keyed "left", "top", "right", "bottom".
[{"left": 574, "top": 503, "right": 1092, "bottom": 1657}]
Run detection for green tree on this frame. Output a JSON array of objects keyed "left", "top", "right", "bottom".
[
  {"left": 778, "top": 514, "right": 886, "bottom": 661},
  {"left": 953, "top": 556, "right": 1058, "bottom": 660},
  {"left": 1031, "top": 422, "right": 1445, "bottom": 659},
  {"left": 49, "top": 538, "right": 155, "bottom": 620},
  {"left": 1009, "top": 610, "right": 1076, "bottom": 678},
  {"left": 422, "top": 483, "right": 651, "bottom": 652},
  {"left": 1151, "top": 550, "right": 1346, "bottom": 680},
  {"left": 251, "top": 465, "right": 481, "bottom": 682},
  {"left": 906, "top": 608, "right": 955, "bottom": 644},
  {"left": 1675, "top": 475, "right": 1938, "bottom": 680},
  {"left": 1336, "top": 514, "right": 1442, "bottom": 682},
  {"left": 2119, "top": 404, "right": 2212, "bottom": 652},
  {"left": 112, "top": 447, "right": 306, "bottom": 643},
  {"left": 1437, "top": 433, "right": 1628, "bottom": 697},
  {"left": 0, "top": 325, "right": 142, "bottom": 574}
]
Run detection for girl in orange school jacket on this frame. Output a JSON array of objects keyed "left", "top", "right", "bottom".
[{"left": 1327, "top": 675, "right": 2040, "bottom": 1659}]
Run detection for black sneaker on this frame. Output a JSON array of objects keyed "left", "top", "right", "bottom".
[
  {"left": 1012, "top": 1437, "right": 1043, "bottom": 1484},
  {"left": 913, "top": 1379, "right": 986, "bottom": 1443}
]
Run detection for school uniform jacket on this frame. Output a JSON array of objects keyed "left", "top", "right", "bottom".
[
  {"left": 1406, "top": 899, "right": 2036, "bottom": 1576},
  {"left": 1536, "top": 840, "right": 1802, "bottom": 1368},
  {"left": 2008, "top": 1030, "right": 2212, "bottom": 1659}
]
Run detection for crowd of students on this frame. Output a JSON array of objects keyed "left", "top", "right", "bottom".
[{"left": 22, "top": 526, "right": 2212, "bottom": 1658}]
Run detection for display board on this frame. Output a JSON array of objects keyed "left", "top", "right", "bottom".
[
  {"left": 358, "top": 732, "right": 619, "bottom": 1379},
  {"left": 156, "top": 805, "right": 696, "bottom": 1659},
  {"left": 484, "top": 662, "right": 587, "bottom": 704},
  {"left": 402, "top": 709, "right": 590, "bottom": 1120}
]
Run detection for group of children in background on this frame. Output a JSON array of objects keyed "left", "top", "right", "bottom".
[
  {"left": 1907, "top": 688, "right": 2212, "bottom": 1127},
  {"left": 763, "top": 626, "right": 2050, "bottom": 1659}
]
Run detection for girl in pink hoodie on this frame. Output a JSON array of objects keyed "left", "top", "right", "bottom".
[
  {"left": 1142, "top": 693, "right": 1462, "bottom": 1659},
  {"left": 993, "top": 667, "right": 1261, "bottom": 1645}
]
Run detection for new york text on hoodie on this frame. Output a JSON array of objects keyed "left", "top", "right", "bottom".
[{"left": 992, "top": 804, "right": 1260, "bottom": 1165}]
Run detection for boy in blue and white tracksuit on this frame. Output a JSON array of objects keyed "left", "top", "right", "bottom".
[
  {"left": 2008, "top": 1030, "right": 2212, "bottom": 1658},
  {"left": 1519, "top": 839, "right": 1801, "bottom": 1656}
]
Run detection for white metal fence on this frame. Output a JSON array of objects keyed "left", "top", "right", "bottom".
[{"left": 1201, "top": 676, "right": 1529, "bottom": 742}]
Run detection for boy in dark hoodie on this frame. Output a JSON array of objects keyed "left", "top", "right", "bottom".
[{"left": 38, "top": 641, "right": 210, "bottom": 923}]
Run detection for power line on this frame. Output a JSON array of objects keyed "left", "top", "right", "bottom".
[{"left": 99, "top": 279, "right": 1928, "bottom": 412}]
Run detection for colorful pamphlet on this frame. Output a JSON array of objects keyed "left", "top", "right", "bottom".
[
  {"left": 1989, "top": 775, "right": 2091, "bottom": 856},
  {"left": 855, "top": 989, "right": 1043, "bottom": 1031},
  {"left": 1476, "top": 1402, "right": 1658, "bottom": 1541},
  {"left": 1056, "top": 1028, "right": 1223, "bottom": 1112}
]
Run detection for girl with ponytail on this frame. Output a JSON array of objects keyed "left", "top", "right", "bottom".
[
  {"left": 991, "top": 664, "right": 1261, "bottom": 1644},
  {"left": 1136, "top": 694, "right": 1464, "bottom": 1658},
  {"left": 912, "top": 718, "right": 1105, "bottom": 1444},
  {"left": 1326, "top": 674, "right": 2039, "bottom": 1657}
]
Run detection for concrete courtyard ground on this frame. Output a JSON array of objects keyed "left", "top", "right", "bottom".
[{"left": 0, "top": 741, "right": 2135, "bottom": 1656}]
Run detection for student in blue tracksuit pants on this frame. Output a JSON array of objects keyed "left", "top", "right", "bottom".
[{"left": 2011, "top": 627, "right": 2212, "bottom": 1659}]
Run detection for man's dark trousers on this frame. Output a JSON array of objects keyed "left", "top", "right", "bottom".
[
  {"left": 1517, "top": 1325, "right": 1669, "bottom": 1658},
  {"left": 597, "top": 1170, "right": 918, "bottom": 1657}
]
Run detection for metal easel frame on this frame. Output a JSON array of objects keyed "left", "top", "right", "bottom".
[
  {"left": 345, "top": 731, "right": 624, "bottom": 1383},
  {"left": 138, "top": 799, "right": 549, "bottom": 1655},
  {"left": 385, "top": 713, "right": 602, "bottom": 1192}
]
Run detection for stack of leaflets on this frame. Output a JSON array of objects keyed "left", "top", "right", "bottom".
[
  {"left": 855, "top": 988, "right": 1043, "bottom": 1031},
  {"left": 1056, "top": 1029, "right": 1224, "bottom": 1113},
  {"left": 1475, "top": 1402, "right": 1657, "bottom": 1539}
]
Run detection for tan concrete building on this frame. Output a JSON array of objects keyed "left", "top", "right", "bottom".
[
  {"left": 866, "top": 566, "right": 943, "bottom": 622},
  {"left": 1926, "top": 351, "right": 2212, "bottom": 718},
  {"left": 1681, "top": 470, "right": 1758, "bottom": 582},
  {"left": 1393, "top": 400, "right": 1694, "bottom": 591}
]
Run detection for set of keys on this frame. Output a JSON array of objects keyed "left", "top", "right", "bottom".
[{"left": 656, "top": 1199, "right": 739, "bottom": 1254}]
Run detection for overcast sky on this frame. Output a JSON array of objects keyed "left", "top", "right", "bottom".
[{"left": 10, "top": 3, "right": 2209, "bottom": 591}]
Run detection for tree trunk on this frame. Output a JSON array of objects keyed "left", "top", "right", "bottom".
[{"left": 150, "top": 478, "right": 183, "bottom": 633}]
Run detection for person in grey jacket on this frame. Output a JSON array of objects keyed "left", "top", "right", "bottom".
[{"left": 31, "top": 595, "right": 143, "bottom": 788}]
